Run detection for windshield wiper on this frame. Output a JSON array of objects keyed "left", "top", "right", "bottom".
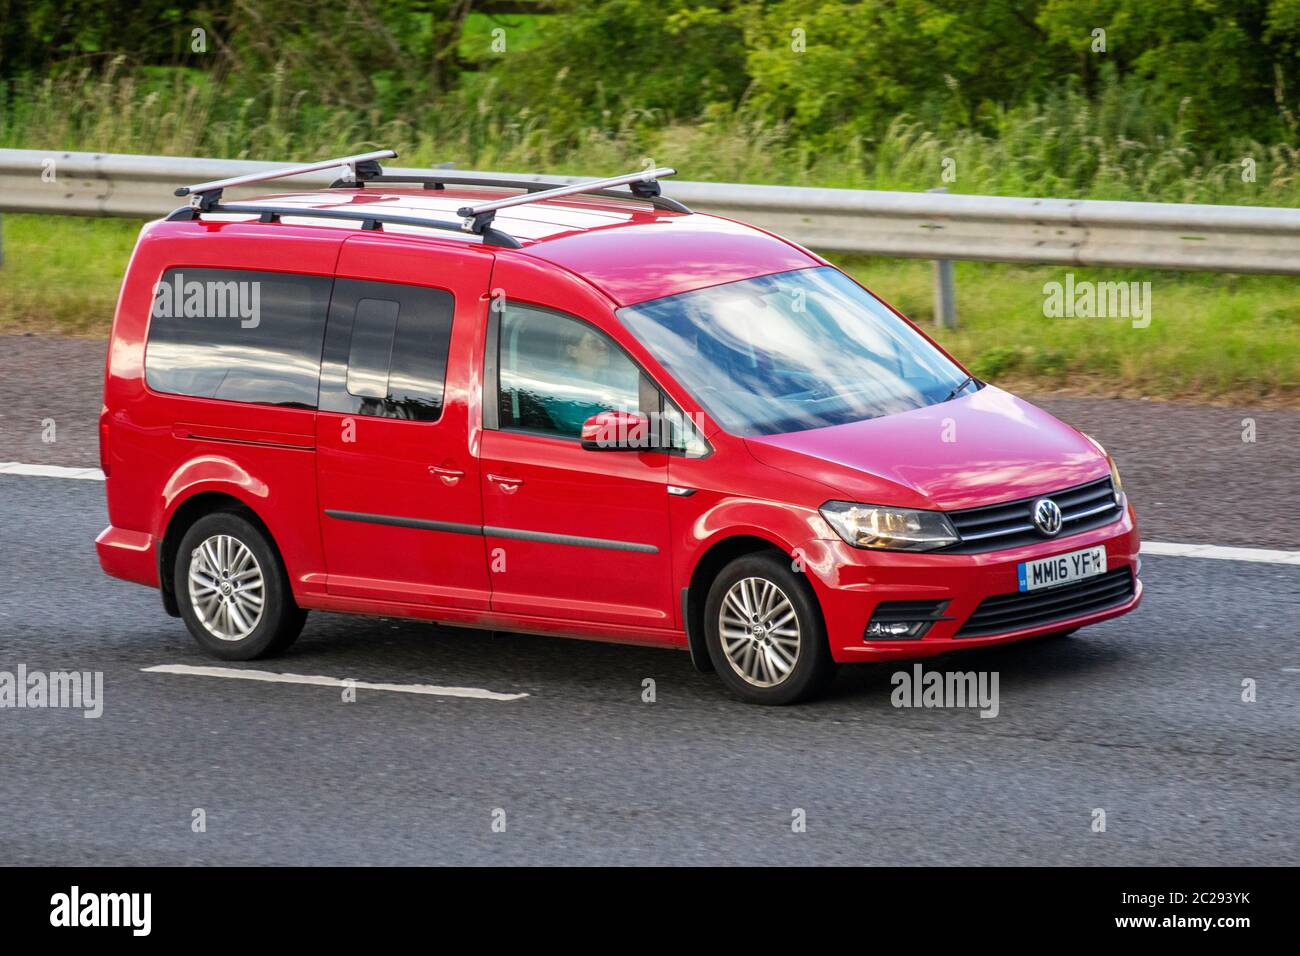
[{"left": 943, "top": 375, "right": 977, "bottom": 402}]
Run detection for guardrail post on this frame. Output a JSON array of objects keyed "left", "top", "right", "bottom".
[
  {"left": 933, "top": 258, "right": 956, "bottom": 329},
  {"left": 927, "top": 187, "right": 956, "bottom": 329}
]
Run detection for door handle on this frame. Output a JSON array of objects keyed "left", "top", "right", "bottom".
[
  {"left": 428, "top": 463, "right": 465, "bottom": 487},
  {"left": 486, "top": 472, "right": 523, "bottom": 494}
]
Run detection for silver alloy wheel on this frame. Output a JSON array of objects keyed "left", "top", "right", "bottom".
[
  {"left": 718, "top": 576, "right": 801, "bottom": 687},
  {"left": 187, "top": 534, "right": 265, "bottom": 642}
]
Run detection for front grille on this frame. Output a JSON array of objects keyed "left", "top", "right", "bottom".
[
  {"left": 956, "top": 567, "right": 1134, "bottom": 638},
  {"left": 945, "top": 476, "right": 1122, "bottom": 554}
]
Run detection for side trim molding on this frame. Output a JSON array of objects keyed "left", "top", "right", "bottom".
[
  {"left": 482, "top": 525, "right": 659, "bottom": 554},
  {"left": 324, "top": 510, "right": 659, "bottom": 554},
  {"left": 324, "top": 510, "right": 480, "bottom": 537}
]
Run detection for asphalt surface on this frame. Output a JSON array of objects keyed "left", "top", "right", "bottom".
[{"left": 1, "top": 474, "right": 1297, "bottom": 865}]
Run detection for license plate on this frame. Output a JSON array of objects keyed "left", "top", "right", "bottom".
[{"left": 1017, "top": 545, "right": 1107, "bottom": 592}]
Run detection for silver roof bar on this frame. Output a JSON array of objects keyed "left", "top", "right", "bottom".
[
  {"left": 164, "top": 200, "right": 522, "bottom": 248},
  {"left": 167, "top": 153, "right": 686, "bottom": 246},
  {"left": 457, "top": 167, "right": 677, "bottom": 233},
  {"left": 175, "top": 149, "right": 397, "bottom": 210}
]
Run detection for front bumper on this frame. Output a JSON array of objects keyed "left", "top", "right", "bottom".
[{"left": 811, "top": 502, "right": 1142, "bottom": 663}]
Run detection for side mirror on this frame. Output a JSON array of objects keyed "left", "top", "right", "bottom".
[{"left": 581, "top": 410, "right": 656, "bottom": 451}]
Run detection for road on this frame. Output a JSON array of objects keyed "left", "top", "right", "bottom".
[{"left": 1, "top": 472, "right": 1296, "bottom": 865}]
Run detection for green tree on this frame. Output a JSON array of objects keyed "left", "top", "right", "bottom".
[
  {"left": 1038, "top": 0, "right": 1300, "bottom": 142},
  {"left": 0, "top": 0, "right": 208, "bottom": 75},
  {"left": 487, "top": 0, "right": 750, "bottom": 134}
]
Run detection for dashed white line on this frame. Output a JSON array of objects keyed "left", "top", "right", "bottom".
[
  {"left": 3, "top": 462, "right": 1299, "bottom": 565},
  {"left": 0, "top": 461, "right": 104, "bottom": 480},
  {"left": 142, "top": 664, "right": 528, "bottom": 701},
  {"left": 1139, "top": 541, "right": 1300, "bottom": 565}
]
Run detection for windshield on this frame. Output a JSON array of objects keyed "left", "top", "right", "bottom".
[{"left": 617, "top": 267, "right": 973, "bottom": 436}]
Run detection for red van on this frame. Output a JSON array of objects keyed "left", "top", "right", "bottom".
[{"left": 96, "top": 152, "right": 1141, "bottom": 704}]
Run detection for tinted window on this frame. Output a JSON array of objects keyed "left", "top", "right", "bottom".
[
  {"left": 618, "top": 267, "right": 972, "bottom": 436},
  {"left": 497, "top": 304, "right": 647, "bottom": 439},
  {"left": 318, "top": 279, "right": 454, "bottom": 422},
  {"left": 346, "top": 299, "right": 399, "bottom": 399},
  {"left": 145, "top": 268, "right": 331, "bottom": 408}
]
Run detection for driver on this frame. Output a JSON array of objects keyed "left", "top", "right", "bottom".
[{"left": 545, "top": 328, "right": 641, "bottom": 436}]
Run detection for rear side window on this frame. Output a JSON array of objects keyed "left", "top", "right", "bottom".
[
  {"left": 144, "top": 268, "right": 331, "bottom": 409},
  {"left": 318, "top": 279, "right": 454, "bottom": 422}
]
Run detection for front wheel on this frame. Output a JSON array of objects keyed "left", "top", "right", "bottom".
[
  {"left": 175, "top": 511, "right": 307, "bottom": 660},
  {"left": 704, "top": 553, "right": 837, "bottom": 705}
]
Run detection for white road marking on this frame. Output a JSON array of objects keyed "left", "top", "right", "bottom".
[
  {"left": 2, "top": 461, "right": 1299, "bottom": 565},
  {"left": 0, "top": 461, "right": 104, "bottom": 480},
  {"left": 142, "top": 664, "right": 528, "bottom": 701},
  {"left": 1139, "top": 541, "right": 1300, "bottom": 565}
]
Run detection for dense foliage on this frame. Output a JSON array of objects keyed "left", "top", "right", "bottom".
[
  {"left": 7, "top": 1, "right": 1300, "bottom": 140},
  {"left": 2, "top": 0, "right": 1298, "bottom": 193}
]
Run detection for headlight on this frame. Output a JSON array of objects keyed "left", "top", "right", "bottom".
[
  {"left": 819, "top": 501, "right": 958, "bottom": 552},
  {"left": 1107, "top": 453, "right": 1124, "bottom": 505},
  {"left": 1082, "top": 432, "right": 1124, "bottom": 506}
]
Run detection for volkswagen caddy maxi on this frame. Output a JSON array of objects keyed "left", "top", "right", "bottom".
[{"left": 97, "top": 152, "right": 1142, "bottom": 704}]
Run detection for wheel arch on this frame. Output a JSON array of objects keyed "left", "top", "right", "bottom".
[
  {"left": 158, "top": 490, "right": 281, "bottom": 617},
  {"left": 683, "top": 533, "right": 792, "bottom": 673}
]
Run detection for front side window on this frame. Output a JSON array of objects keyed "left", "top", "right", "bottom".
[
  {"left": 144, "top": 268, "right": 331, "bottom": 409},
  {"left": 496, "top": 304, "right": 647, "bottom": 439},
  {"left": 617, "top": 267, "right": 973, "bottom": 436}
]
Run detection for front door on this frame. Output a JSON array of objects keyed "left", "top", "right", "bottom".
[
  {"left": 478, "top": 299, "right": 674, "bottom": 630},
  {"left": 315, "top": 235, "right": 494, "bottom": 608}
]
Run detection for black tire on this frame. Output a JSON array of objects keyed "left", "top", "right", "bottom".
[
  {"left": 703, "top": 552, "right": 837, "bottom": 705},
  {"left": 174, "top": 511, "right": 306, "bottom": 661}
]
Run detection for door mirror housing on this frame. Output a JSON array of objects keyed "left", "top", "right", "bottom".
[{"left": 581, "top": 410, "right": 656, "bottom": 451}]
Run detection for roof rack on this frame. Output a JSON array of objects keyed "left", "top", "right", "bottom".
[
  {"left": 175, "top": 150, "right": 397, "bottom": 211},
  {"left": 166, "top": 151, "right": 686, "bottom": 248},
  {"left": 165, "top": 202, "right": 523, "bottom": 248},
  {"left": 332, "top": 168, "right": 692, "bottom": 216},
  {"left": 452, "top": 167, "right": 682, "bottom": 235}
]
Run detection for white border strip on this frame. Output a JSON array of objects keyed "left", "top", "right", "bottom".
[
  {"left": 142, "top": 664, "right": 528, "bottom": 701},
  {"left": 1140, "top": 541, "right": 1300, "bottom": 565},
  {"left": 0, "top": 461, "right": 104, "bottom": 480}
]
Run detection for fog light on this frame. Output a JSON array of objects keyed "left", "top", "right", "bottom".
[
  {"left": 866, "top": 621, "right": 919, "bottom": 638},
  {"left": 865, "top": 599, "right": 951, "bottom": 642}
]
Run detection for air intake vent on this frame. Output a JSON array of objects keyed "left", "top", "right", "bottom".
[{"left": 956, "top": 568, "right": 1134, "bottom": 638}]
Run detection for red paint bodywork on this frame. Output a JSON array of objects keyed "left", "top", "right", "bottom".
[{"left": 97, "top": 188, "right": 1141, "bottom": 664}]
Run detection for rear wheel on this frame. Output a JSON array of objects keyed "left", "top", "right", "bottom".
[
  {"left": 174, "top": 511, "right": 306, "bottom": 660},
  {"left": 704, "top": 553, "right": 836, "bottom": 705}
]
